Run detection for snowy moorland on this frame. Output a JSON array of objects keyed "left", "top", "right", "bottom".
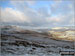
[{"left": 0, "top": 25, "right": 75, "bottom": 56}]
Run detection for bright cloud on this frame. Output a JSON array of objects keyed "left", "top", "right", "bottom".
[
  {"left": 25, "top": 0, "right": 36, "bottom": 5},
  {"left": 0, "top": 0, "right": 74, "bottom": 27},
  {"left": 1, "top": 8, "right": 30, "bottom": 23},
  {"left": 47, "top": 16, "right": 62, "bottom": 22}
]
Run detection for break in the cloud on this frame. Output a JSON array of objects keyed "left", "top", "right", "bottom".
[{"left": 0, "top": 0, "right": 74, "bottom": 27}]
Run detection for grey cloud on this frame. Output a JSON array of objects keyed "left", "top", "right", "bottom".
[{"left": 10, "top": 1, "right": 50, "bottom": 27}]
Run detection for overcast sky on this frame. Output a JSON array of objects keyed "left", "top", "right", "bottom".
[{"left": 0, "top": 0, "right": 74, "bottom": 28}]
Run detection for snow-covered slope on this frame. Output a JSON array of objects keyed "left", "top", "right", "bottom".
[{"left": 0, "top": 25, "right": 75, "bottom": 56}]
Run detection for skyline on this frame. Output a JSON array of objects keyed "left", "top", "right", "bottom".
[{"left": 0, "top": 0, "right": 74, "bottom": 28}]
